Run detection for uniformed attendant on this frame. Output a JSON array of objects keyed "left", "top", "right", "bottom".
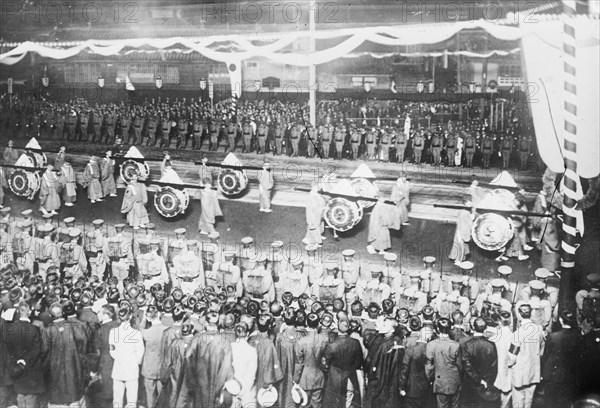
[
  {"left": 395, "top": 271, "right": 428, "bottom": 315},
  {"left": 500, "top": 135, "right": 512, "bottom": 169},
  {"left": 257, "top": 121, "right": 269, "bottom": 154},
  {"left": 365, "top": 128, "right": 376, "bottom": 160},
  {"left": 464, "top": 132, "right": 476, "bottom": 168},
  {"left": 273, "top": 121, "right": 285, "bottom": 155},
  {"left": 474, "top": 279, "right": 512, "bottom": 322},
  {"left": 481, "top": 133, "right": 494, "bottom": 168},
  {"left": 209, "top": 251, "right": 242, "bottom": 297},
  {"left": 168, "top": 228, "right": 187, "bottom": 266},
  {"left": 242, "top": 120, "right": 253, "bottom": 153},
  {"left": 575, "top": 274, "right": 600, "bottom": 335},
  {"left": 304, "top": 243, "right": 323, "bottom": 287},
  {"left": 433, "top": 276, "right": 470, "bottom": 319},
  {"left": 419, "top": 256, "right": 441, "bottom": 298},
  {"left": 243, "top": 255, "right": 276, "bottom": 303},
  {"left": 278, "top": 259, "right": 309, "bottom": 300},
  {"left": 201, "top": 231, "right": 222, "bottom": 272},
  {"left": 521, "top": 268, "right": 558, "bottom": 313},
  {"left": 356, "top": 267, "right": 392, "bottom": 306},
  {"left": 79, "top": 110, "right": 90, "bottom": 142},
  {"left": 321, "top": 124, "right": 332, "bottom": 158},
  {"left": 137, "top": 238, "right": 170, "bottom": 288},
  {"left": 484, "top": 265, "right": 517, "bottom": 302},
  {"left": 107, "top": 223, "right": 133, "bottom": 294},
  {"left": 516, "top": 280, "right": 552, "bottom": 333},
  {"left": 35, "top": 224, "right": 59, "bottom": 280},
  {"left": 258, "top": 162, "right": 274, "bottom": 213},
  {"left": 333, "top": 125, "right": 345, "bottom": 160},
  {"left": 518, "top": 136, "right": 530, "bottom": 171},
  {"left": 450, "top": 261, "right": 480, "bottom": 305},
  {"left": 191, "top": 115, "right": 204, "bottom": 150},
  {"left": 443, "top": 131, "right": 456, "bottom": 167},
  {"left": 383, "top": 252, "right": 404, "bottom": 291},
  {"left": 395, "top": 129, "right": 408, "bottom": 163},
  {"left": 226, "top": 120, "right": 238, "bottom": 153},
  {"left": 430, "top": 132, "right": 443, "bottom": 165},
  {"left": 172, "top": 240, "right": 205, "bottom": 295},
  {"left": 146, "top": 114, "right": 158, "bottom": 147},
  {"left": 412, "top": 130, "right": 424, "bottom": 164},
  {"left": 63, "top": 228, "right": 87, "bottom": 281},
  {"left": 307, "top": 125, "right": 319, "bottom": 158},
  {"left": 312, "top": 262, "right": 344, "bottom": 303},
  {"left": 89, "top": 245, "right": 108, "bottom": 282},
  {"left": 341, "top": 249, "right": 360, "bottom": 304},
  {"left": 290, "top": 124, "right": 301, "bottom": 157},
  {"left": 0, "top": 219, "right": 12, "bottom": 267},
  {"left": 238, "top": 236, "right": 258, "bottom": 273},
  {"left": 92, "top": 110, "right": 103, "bottom": 143}
]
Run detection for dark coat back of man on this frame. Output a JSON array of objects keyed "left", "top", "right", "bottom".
[
  {"left": 576, "top": 329, "right": 600, "bottom": 395},
  {"left": 3, "top": 320, "right": 45, "bottom": 395},
  {"left": 399, "top": 339, "right": 430, "bottom": 399},
  {"left": 541, "top": 328, "right": 581, "bottom": 385},
  {"left": 460, "top": 335, "right": 498, "bottom": 403},
  {"left": 91, "top": 320, "right": 120, "bottom": 401},
  {"left": 320, "top": 334, "right": 363, "bottom": 408}
]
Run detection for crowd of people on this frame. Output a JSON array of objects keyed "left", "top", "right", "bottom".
[
  {"left": 0, "top": 93, "right": 539, "bottom": 170},
  {"left": 1, "top": 192, "right": 600, "bottom": 408}
]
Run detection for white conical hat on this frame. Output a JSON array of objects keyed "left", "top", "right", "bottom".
[
  {"left": 222, "top": 152, "right": 242, "bottom": 166},
  {"left": 489, "top": 171, "right": 517, "bottom": 188},
  {"left": 351, "top": 163, "right": 376, "bottom": 179},
  {"left": 125, "top": 146, "right": 144, "bottom": 159},
  {"left": 25, "top": 137, "right": 41, "bottom": 149},
  {"left": 159, "top": 168, "right": 183, "bottom": 185}
]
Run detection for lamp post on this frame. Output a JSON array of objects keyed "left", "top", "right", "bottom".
[
  {"left": 469, "top": 82, "right": 476, "bottom": 94},
  {"left": 199, "top": 77, "right": 207, "bottom": 103},
  {"left": 417, "top": 81, "right": 425, "bottom": 93},
  {"left": 156, "top": 75, "right": 162, "bottom": 101},
  {"left": 42, "top": 66, "right": 49, "bottom": 88}
]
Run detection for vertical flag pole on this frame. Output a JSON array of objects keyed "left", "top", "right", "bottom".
[{"left": 559, "top": 0, "right": 580, "bottom": 312}]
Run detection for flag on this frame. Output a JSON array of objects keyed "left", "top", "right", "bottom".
[{"left": 125, "top": 75, "right": 135, "bottom": 91}]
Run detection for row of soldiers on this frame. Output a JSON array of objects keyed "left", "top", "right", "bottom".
[
  {"left": 1, "top": 96, "right": 536, "bottom": 168},
  {"left": 3, "top": 207, "right": 592, "bottom": 336}
]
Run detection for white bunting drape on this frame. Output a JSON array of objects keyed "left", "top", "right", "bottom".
[{"left": 0, "top": 19, "right": 523, "bottom": 66}]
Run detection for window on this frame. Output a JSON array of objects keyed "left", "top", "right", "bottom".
[
  {"left": 64, "top": 63, "right": 101, "bottom": 83},
  {"left": 115, "top": 64, "right": 180, "bottom": 84},
  {"left": 246, "top": 61, "right": 258, "bottom": 68},
  {"left": 499, "top": 64, "right": 522, "bottom": 78}
]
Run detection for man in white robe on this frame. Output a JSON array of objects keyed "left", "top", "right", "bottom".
[
  {"left": 39, "top": 165, "right": 61, "bottom": 215},
  {"left": 367, "top": 200, "right": 401, "bottom": 254},
  {"left": 120, "top": 172, "right": 149, "bottom": 229}
]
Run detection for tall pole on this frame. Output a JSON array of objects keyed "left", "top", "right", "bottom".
[
  {"left": 309, "top": 1, "right": 317, "bottom": 126},
  {"left": 559, "top": 0, "right": 580, "bottom": 313},
  {"left": 457, "top": 32, "right": 462, "bottom": 120}
]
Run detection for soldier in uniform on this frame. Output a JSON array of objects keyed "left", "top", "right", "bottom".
[
  {"left": 575, "top": 273, "right": 600, "bottom": 335},
  {"left": 89, "top": 244, "right": 107, "bottom": 281},
  {"left": 475, "top": 279, "right": 512, "bottom": 323},
  {"left": 484, "top": 265, "right": 517, "bottom": 303},
  {"left": 160, "top": 115, "right": 171, "bottom": 147},
  {"left": 446, "top": 261, "right": 480, "bottom": 306},
  {"left": 341, "top": 249, "right": 361, "bottom": 304},
  {"left": 518, "top": 136, "right": 530, "bottom": 171},
  {"left": 516, "top": 280, "right": 552, "bottom": 333},
  {"left": 146, "top": 113, "right": 158, "bottom": 147},
  {"left": 108, "top": 223, "right": 133, "bottom": 294},
  {"left": 419, "top": 256, "right": 441, "bottom": 298},
  {"left": 304, "top": 243, "right": 323, "bottom": 287},
  {"left": 319, "top": 124, "right": 331, "bottom": 158},
  {"left": 66, "top": 112, "right": 78, "bottom": 141},
  {"left": 55, "top": 110, "right": 65, "bottom": 140},
  {"left": 168, "top": 228, "right": 188, "bottom": 267},
  {"left": 172, "top": 240, "right": 205, "bottom": 295},
  {"left": 365, "top": 128, "right": 376, "bottom": 160},
  {"left": 257, "top": 120, "right": 269, "bottom": 154},
  {"left": 464, "top": 132, "right": 476, "bottom": 168},
  {"left": 356, "top": 267, "right": 392, "bottom": 306},
  {"left": 238, "top": 236, "right": 258, "bottom": 274},
  {"left": 500, "top": 135, "right": 513, "bottom": 169},
  {"left": 130, "top": 111, "right": 144, "bottom": 146},
  {"left": 243, "top": 255, "right": 276, "bottom": 303},
  {"left": 242, "top": 120, "right": 253, "bottom": 153},
  {"left": 379, "top": 129, "right": 391, "bottom": 162},
  {"left": 266, "top": 240, "right": 287, "bottom": 288},
  {"left": 433, "top": 276, "right": 470, "bottom": 319},
  {"left": 521, "top": 268, "right": 558, "bottom": 316},
  {"left": 412, "top": 130, "right": 424, "bottom": 164},
  {"left": 278, "top": 259, "right": 309, "bottom": 300},
  {"left": 201, "top": 231, "right": 222, "bottom": 273},
  {"left": 226, "top": 120, "right": 238, "bottom": 153},
  {"left": 79, "top": 110, "right": 89, "bottom": 142},
  {"left": 104, "top": 109, "right": 117, "bottom": 144},
  {"left": 306, "top": 124, "right": 318, "bottom": 158},
  {"left": 12, "top": 220, "right": 34, "bottom": 271},
  {"left": 312, "top": 262, "right": 345, "bottom": 304},
  {"left": 481, "top": 132, "right": 494, "bottom": 169},
  {"left": 445, "top": 130, "right": 457, "bottom": 166},
  {"left": 137, "top": 238, "right": 170, "bottom": 289},
  {"left": 35, "top": 224, "right": 59, "bottom": 280},
  {"left": 349, "top": 126, "right": 360, "bottom": 160},
  {"left": 120, "top": 112, "right": 132, "bottom": 144},
  {"left": 383, "top": 253, "right": 404, "bottom": 292},
  {"left": 63, "top": 228, "right": 87, "bottom": 282},
  {"left": 175, "top": 115, "right": 188, "bottom": 149},
  {"left": 273, "top": 121, "right": 284, "bottom": 155},
  {"left": 333, "top": 125, "right": 345, "bottom": 160},
  {"left": 92, "top": 110, "right": 103, "bottom": 143},
  {"left": 430, "top": 132, "right": 443, "bottom": 166},
  {"left": 0, "top": 219, "right": 12, "bottom": 267},
  {"left": 208, "top": 251, "right": 242, "bottom": 297},
  {"left": 290, "top": 123, "right": 301, "bottom": 157},
  {"left": 395, "top": 271, "right": 428, "bottom": 315},
  {"left": 395, "top": 128, "right": 408, "bottom": 163}
]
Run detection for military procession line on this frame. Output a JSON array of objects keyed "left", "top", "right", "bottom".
[{"left": 1, "top": 95, "right": 539, "bottom": 169}]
